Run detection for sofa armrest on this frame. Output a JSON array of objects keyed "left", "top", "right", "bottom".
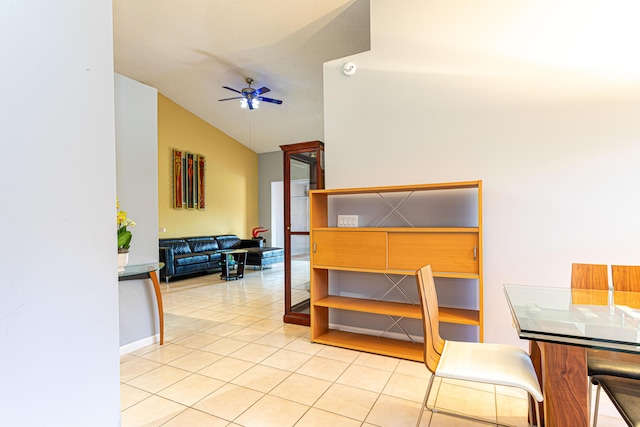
[
  {"left": 240, "top": 238, "right": 263, "bottom": 248},
  {"left": 158, "top": 246, "right": 175, "bottom": 277}
]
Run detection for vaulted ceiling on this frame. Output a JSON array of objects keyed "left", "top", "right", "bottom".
[{"left": 113, "top": 0, "right": 371, "bottom": 153}]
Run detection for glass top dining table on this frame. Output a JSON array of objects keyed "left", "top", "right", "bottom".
[
  {"left": 504, "top": 284, "right": 640, "bottom": 353},
  {"left": 504, "top": 284, "right": 640, "bottom": 426}
]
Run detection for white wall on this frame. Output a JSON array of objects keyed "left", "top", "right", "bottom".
[
  {"left": 115, "top": 74, "right": 160, "bottom": 349},
  {"left": 271, "top": 181, "right": 284, "bottom": 248},
  {"left": 258, "top": 151, "right": 283, "bottom": 246},
  {"left": 324, "top": 0, "right": 640, "bottom": 346},
  {"left": 115, "top": 74, "right": 158, "bottom": 266},
  {"left": 0, "top": 1, "right": 120, "bottom": 426}
]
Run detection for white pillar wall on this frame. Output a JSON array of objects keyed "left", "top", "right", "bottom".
[
  {"left": 115, "top": 74, "right": 160, "bottom": 350},
  {"left": 0, "top": 1, "right": 121, "bottom": 425}
]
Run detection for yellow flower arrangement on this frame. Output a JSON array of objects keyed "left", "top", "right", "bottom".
[{"left": 117, "top": 199, "right": 136, "bottom": 253}]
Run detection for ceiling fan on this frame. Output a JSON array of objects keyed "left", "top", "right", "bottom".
[{"left": 219, "top": 77, "right": 283, "bottom": 110}]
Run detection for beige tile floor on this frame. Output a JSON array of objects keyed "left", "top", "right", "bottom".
[{"left": 121, "top": 265, "right": 625, "bottom": 426}]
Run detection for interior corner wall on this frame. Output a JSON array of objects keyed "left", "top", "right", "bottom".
[
  {"left": 157, "top": 94, "right": 258, "bottom": 238},
  {"left": 0, "top": 1, "right": 120, "bottom": 425},
  {"left": 324, "top": 1, "right": 640, "bottom": 346},
  {"left": 115, "top": 74, "right": 158, "bottom": 265},
  {"left": 115, "top": 74, "right": 160, "bottom": 349}
]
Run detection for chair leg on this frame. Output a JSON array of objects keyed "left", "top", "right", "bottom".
[
  {"left": 533, "top": 396, "right": 541, "bottom": 427},
  {"left": 416, "top": 374, "right": 436, "bottom": 427},
  {"left": 593, "top": 383, "right": 602, "bottom": 427},
  {"left": 417, "top": 375, "right": 542, "bottom": 427},
  {"left": 524, "top": 391, "right": 542, "bottom": 427}
]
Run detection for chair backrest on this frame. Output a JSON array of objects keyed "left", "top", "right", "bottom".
[
  {"left": 416, "top": 265, "right": 445, "bottom": 374},
  {"left": 571, "top": 263, "right": 609, "bottom": 305},
  {"left": 612, "top": 265, "right": 640, "bottom": 306},
  {"left": 611, "top": 265, "right": 640, "bottom": 292},
  {"left": 571, "top": 263, "right": 609, "bottom": 290}
]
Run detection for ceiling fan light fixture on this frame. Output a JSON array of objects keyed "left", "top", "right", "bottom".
[
  {"left": 221, "top": 77, "right": 280, "bottom": 110},
  {"left": 240, "top": 98, "right": 259, "bottom": 109}
]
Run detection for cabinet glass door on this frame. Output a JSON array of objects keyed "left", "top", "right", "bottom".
[{"left": 280, "top": 141, "right": 324, "bottom": 325}]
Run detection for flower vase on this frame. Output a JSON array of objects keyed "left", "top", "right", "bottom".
[{"left": 118, "top": 251, "right": 129, "bottom": 272}]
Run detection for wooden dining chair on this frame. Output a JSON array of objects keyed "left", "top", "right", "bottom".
[
  {"left": 592, "top": 375, "right": 640, "bottom": 427},
  {"left": 571, "top": 263, "right": 609, "bottom": 304},
  {"left": 415, "top": 265, "right": 543, "bottom": 427},
  {"left": 612, "top": 265, "right": 640, "bottom": 291},
  {"left": 571, "top": 263, "right": 609, "bottom": 290},
  {"left": 612, "top": 265, "right": 640, "bottom": 292}
]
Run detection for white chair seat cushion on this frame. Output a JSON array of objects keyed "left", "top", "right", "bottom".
[{"left": 436, "top": 341, "right": 543, "bottom": 402}]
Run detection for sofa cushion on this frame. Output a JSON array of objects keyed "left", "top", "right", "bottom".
[
  {"left": 205, "top": 252, "right": 222, "bottom": 262},
  {"left": 162, "top": 240, "right": 192, "bottom": 255},
  {"left": 245, "top": 246, "right": 285, "bottom": 267},
  {"left": 187, "top": 238, "right": 219, "bottom": 253},
  {"left": 174, "top": 253, "right": 209, "bottom": 266},
  {"left": 246, "top": 247, "right": 284, "bottom": 258},
  {"left": 215, "top": 235, "right": 241, "bottom": 250}
]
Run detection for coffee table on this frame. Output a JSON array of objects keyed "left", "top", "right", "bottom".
[{"left": 220, "top": 250, "right": 247, "bottom": 281}]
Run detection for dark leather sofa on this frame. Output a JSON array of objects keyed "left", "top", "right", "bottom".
[{"left": 159, "top": 234, "right": 284, "bottom": 282}]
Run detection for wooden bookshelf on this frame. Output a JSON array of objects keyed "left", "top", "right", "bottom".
[{"left": 310, "top": 181, "right": 483, "bottom": 361}]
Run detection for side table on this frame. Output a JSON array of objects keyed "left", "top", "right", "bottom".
[
  {"left": 118, "top": 262, "right": 165, "bottom": 345},
  {"left": 220, "top": 250, "right": 247, "bottom": 281}
]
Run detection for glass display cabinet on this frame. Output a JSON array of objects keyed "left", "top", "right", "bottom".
[{"left": 280, "top": 141, "right": 324, "bottom": 325}]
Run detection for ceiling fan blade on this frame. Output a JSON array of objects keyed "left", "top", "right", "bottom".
[
  {"left": 255, "top": 87, "right": 271, "bottom": 95},
  {"left": 218, "top": 96, "right": 243, "bottom": 101},
  {"left": 256, "top": 96, "right": 283, "bottom": 105},
  {"left": 222, "top": 86, "right": 242, "bottom": 94}
]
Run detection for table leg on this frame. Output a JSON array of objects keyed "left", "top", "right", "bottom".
[
  {"left": 236, "top": 251, "right": 246, "bottom": 278},
  {"left": 148, "top": 270, "right": 164, "bottom": 345},
  {"left": 537, "top": 341, "right": 588, "bottom": 427},
  {"left": 529, "top": 341, "right": 544, "bottom": 426},
  {"left": 221, "top": 253, "right": 231, "bottom": 280}
]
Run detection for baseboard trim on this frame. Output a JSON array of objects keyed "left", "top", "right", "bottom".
[{"left": 120, "top": 334, "right": 160, "bottom": 355}]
